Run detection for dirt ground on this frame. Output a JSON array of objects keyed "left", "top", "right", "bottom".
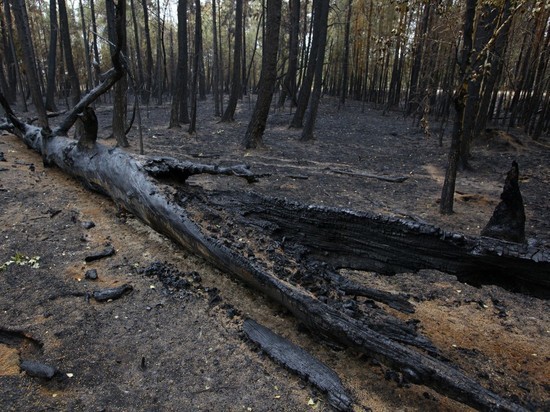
[{"left": 1, "top": 97, "right": 549, "bottom": 411}]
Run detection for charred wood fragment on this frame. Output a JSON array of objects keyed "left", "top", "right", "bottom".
[
  {"left": 142, "top": 157, "right": 258, "bottom": 184},
  {"left": 92, "top": 284, "right": 133, "bottom": 302},
  {"left": 339, "top": 285, "right": 414, "bottom": 314},
  {"left": 243, "top": 318, "right": 353, "bottom": 412},
  {"left": 84, "top": 245, "right": 116, "bottom": 262},
  {"left": 321, "top": 270, "right": 415, "bottom": 314},
  {"left": 20, "top": 360, "right": 57, "bottom": 379}
]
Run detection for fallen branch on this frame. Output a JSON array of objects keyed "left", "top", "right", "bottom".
[
  {"left": 243, "top": 318, "right": 353, "bottom": 411},
  {"left": 330, "top": 167, "right": 409, "bottom": 183}
]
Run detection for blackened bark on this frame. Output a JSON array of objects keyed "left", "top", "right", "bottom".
[
  {"left": 473, "top": 0, "right": 512, "bottom": 140},
  {"left": 188, "top": 0, "right": 202, "bottom": 134},
  {"left": 1, "top": 0, "right": 17, "bottom": 103},
  {"left": 243, "top": 0, "right": 282, "bottom": 148},
  {"left": 278, "top": 0, "right": 300, "bottom": 107},
  {"left": 243, "top": 319, "right": 353, "bottom": 411},
  {"left": 106, "top": 0, "right": 129, "bottom": 147},
  {"left": 90, "top": 0, "right": 101, "bottom": 83},
  {"left": 169, "top": 0, "right": 190, "bottom": 127},
  {"left": 300, "top": 0, "right": 328, "bottom": 141},
  {"left": 290, "top": 0, "right": 321, "bottom": 128},
  {"left": 481, "top": 161, "right": 525, "bottom": 243},
  {"left": 406, "top": 2, "right": 431, "bottom": 116},
  {"left": 141, "top": 0, "right": 154, "bottom": 104},
  {"left": 339, "top": 0, "right": 352, "bottom": 106},
  {"left": 130, "top": 0, "right": 144, "bottom": 96},
  {"left": 197, "top": 0, "right": 206, "bottom": 101},
  {"left": 9, "top": 0, "right": 47, "bottom": 127},
  {"left": 440, "top": 0, "right": 476, "bottom": 214},
  {"left": 79, "top": 0, "right": 93, "bottom": 92},
  {"left": 211, "top": 0, "right": 220, "bottom": 116},
  {"left": 460, "top": 3, "right": 499, "bottom": 170},
  {"left": 45, "top": 0, "right": 58, "bottom": 112},
  {"left": 58, "top": 0, "right": 81, "bottom": 106},
  {"left": 221, "top": 0, "right": 243, "bottom": 122}
]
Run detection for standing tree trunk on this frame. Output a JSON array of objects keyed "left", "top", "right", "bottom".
[
  {"left": 155, "top": 0, "right": 164, "bottom": 105},
  {"left": 459, "top": 3, "right": 499, "bottom": 170},
  {"left": 197, "top": 0, "right": 206, "bottom": 101},
  {"left": 340, "top": 0, "right": 352, "bottom": 106},
  {"left": 169, "top": 0, "right": 190, "bottom": 127},
  {"left": 289, "top": 0, "right": 322, "bottom": 128},
  {"left": 241, "top": 0, "right": 247, "bottom": 96},
  {"left": 141, "top": 0, "right": 153, "bottom": 104},
  {"left": 45, "top": 0, "right": 58, "bottom": 112},
  {"left": 221, "top": 0, "right": 243, "bottom": 122},
  {"left": 243, "top": 0, "right": 282, "bottom": 148},
  {"left": 79, "top": 0, "right": 93, "bottom": 92},
  {"left": 440, "top": 0, "right": 477, "bottom": 215},
  {"left": 473, "top": 0, "right": 512, "bottom": 141},
  {"left": 211, "top": 0, "right": 221, "bottom": 116},
  {"left": 406, "top": 2, "right": 431, "bottom": 116},
  {"left": 300, "top": 0, "right": 328, "bottom": 141},
  {"left": 90, "top": 0, "right": 101, "bottom": 85},
  {"left": 1, "top": 0, "right": 18, "bottom": 103},
  {"left": 217, "top": 0, "right": 224, "bottom": 112},
  {"left": 9, "top": 0, "right": 47, "bottom": 127},
  {"left": 130, "top": 0, "right": 144, "bottom": 95},
  {"left": 360, "top": 0, "right": 373, "bottom": 111},
  {"left": 278, "top": 0, "right": 300, "bottom": 107},
  {"left": 106, "top": 0, "right": 129, "bottom": 147},
  {"left": 188, "top": 0, "right": 202, "bottom": 134},
  {"left": 58, "top": 0, "right": 81, "bottom": 107}
]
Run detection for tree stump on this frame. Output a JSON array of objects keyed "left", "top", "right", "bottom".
[{"left": 481, "top": 161, "right": 526, "bottom": 243}]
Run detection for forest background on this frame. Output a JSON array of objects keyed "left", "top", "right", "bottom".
[
  {"left": 1, "top": 0, "right": 549, "bottom": 217},
  {"left": 1, "top": 1, "right": 550, "bottom": 410}
]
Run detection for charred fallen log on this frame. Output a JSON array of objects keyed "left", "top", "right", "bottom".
[
  {"left": 214, "top": 192, "right": 549, "bottom": 297},
  {"left": 0, "top": 122, "right": 531, "bottom": 411}
]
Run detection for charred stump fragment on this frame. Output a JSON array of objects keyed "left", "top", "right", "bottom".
[
  {"left": 76, "top": 107, "right": 99, "bottom": 150},
  {"left": 481, "top": 161, "right": 526, "bottom": 243}
]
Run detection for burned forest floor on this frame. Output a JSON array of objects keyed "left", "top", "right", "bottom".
[{"left": 1, "top": 96, "right": 549, "bottom": 411}]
